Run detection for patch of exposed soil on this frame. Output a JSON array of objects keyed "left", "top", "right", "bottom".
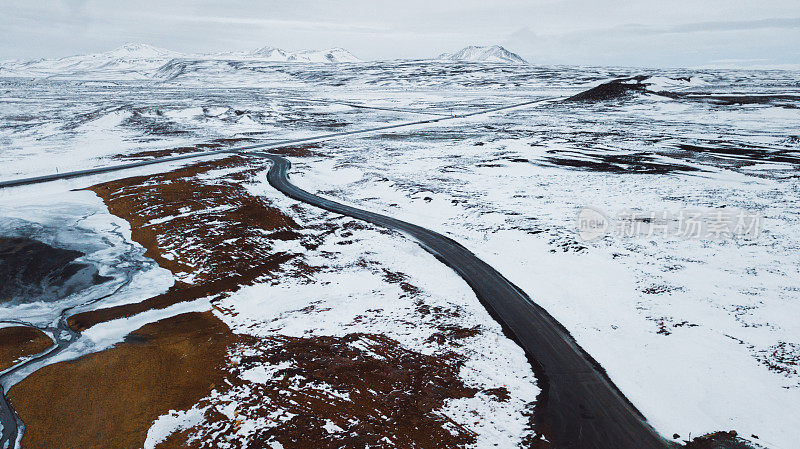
[
  {"left": 541, "top": 150, "right": 702, "bottom": 174},
  {"left": 68, "top": 155, "right": 318, "bottom": 331},
  {"left": 9, "top": 311, "right": 234, "bottom": 449},
  {"left": 66, "top": 155, "right": 309, "bottom": 331},
  {"left": 683, "top": 431, "right": 758, "bottom": 449},
  {"left": 158, "top": 332, "right": 501, "bottom": 449},
  {"left": 267, "top": 143, "right": 324, "bottom": 158},
  {"left": 87, "top": 155, "right": 301, "bottom": 286},
  {"left": 756, "top": 341, "right": 800, "bottom": 377},
  {"left": 0, "top": 326, "right": 52, "bottom": 372},
  {"left": 119, "top": 110, "right": 190, "bottom": 136},
  {"left": 675, "top": 143, "right": 800, "bottom": 166},
  {"left": 426, "top": 324, "right": 482, "bottom": 346},
  {"left": 114, "top": 138, "right": 254, "bottom": 160},
  {"left": 69, "top": 154, "right": 320, "bottom": 331}
]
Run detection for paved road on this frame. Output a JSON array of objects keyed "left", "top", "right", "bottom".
[
  {"left": 256, "top": 95, "right": 455, "bottom": 116},
  {"left": 0, "top": 96, "right": 563, "bottom": 449},
  {"left": 255, "top": 152, "right": 673, "bottom": 449},
  {"left": 0, "top": 95, "right": 561, "bottom": 449},
  {"left": 0, "top": 94, "right": 674, "bottom": 448},
  {"left": 0, "top": 97, "right": 559, "bottom": 189}
]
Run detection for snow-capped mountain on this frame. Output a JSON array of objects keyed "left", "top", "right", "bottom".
[
  {"left": 0, "top": 44, "right": 361, "bottom": 80},
  {"left": 247, "top": 46, "right": 360, "bottom": 63},
  {"left": 0, "top": 43, "right": 182, "bottom": 79},
  {"left": 438, "top": 45, "right": 528, "bottom": 64},
  {"left": 211, "top": 46, "right": 360, "bottom": 63},
  {"left": 152, "top": 46, "right": 362, "bottom": 84},
  {"left": 100, "top": 43, "right": 182, "bottom": 60}
]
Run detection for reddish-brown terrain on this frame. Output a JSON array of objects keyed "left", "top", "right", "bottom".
[
  {"left": 10, "top": 312, "right": 234, "bottom": 449},
  {"left": 9, "top": 152, "right": 502, "bottom": 449},
  {"left": 0, "top": 327, "right": 52, "bottom": 372}
]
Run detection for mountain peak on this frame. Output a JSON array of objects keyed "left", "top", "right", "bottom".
[
  {"left": 252, "top": 46, "right": 286, "bottom": 56},
  {"left": 438, "top": 45, "right": 528, "bottom": 64},
  {"left": 248, "top": 46, "right": 360, "bottom": 63},
  {"left": 106, "top": 43, "right": 180, "bottom": 59}
]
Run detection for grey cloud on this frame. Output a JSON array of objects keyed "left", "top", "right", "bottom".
[
  {"left": 1, "top": 0, "right": 799, "bottom": 66},
  {"left": 623, "top": 17, "right": 800, "bottom": 35}
]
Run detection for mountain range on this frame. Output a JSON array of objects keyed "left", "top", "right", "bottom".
[
  {"left": 0, "top": 44, "right": 363, "bottom": 79},
  {"left": 0, "top": 43, "right": 530, "bottom": 80}
]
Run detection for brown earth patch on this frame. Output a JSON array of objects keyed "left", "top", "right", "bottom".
[
  {"left": 87, "top": 154, "right": 299, "bottom": 284},
  {"left": 71, "top": 155, "right": 313, "bottom": 330},
  {"left": 483, "top": 387, "right": 511, "bottom": 402},
  {"left": 427, "top": 324, "right": 482, "bottom": 346},
  {"left": 684, "top": 431, "right": 758, "bottom": 448},
  {"left": 756, "top": 341, "right": 800, "bottom": 377},
  {"left": 0, "top": 326, "right": 52, "bottom": 372},
  {"left": 114, "top": 138, "right": 254, "bottom": 160},
  {"left": 9, "top": 311, "right": 234, "bottom": 449},
  {"left": 267, "top": 143, "right": 324, "bottom": 158},
  {"left": 157, "top": 332, "right": 486, "bottom": 449},
  {"left": 10, "top": 153, "right": 315, "bottom": 447}
]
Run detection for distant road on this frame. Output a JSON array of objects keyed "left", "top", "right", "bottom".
[
  {"left": 0, "top": 97, "right": 559, "bottom": 189},
  {"left": 257, "top": 152, "right": 672, "bottom": 449},
  {"left": 255, "top": 95, "right": 455, "bottom": 116}
]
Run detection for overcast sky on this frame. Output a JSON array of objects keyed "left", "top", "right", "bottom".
[{"left": 2, "top": 0, "right": 799, "bottom": 67}]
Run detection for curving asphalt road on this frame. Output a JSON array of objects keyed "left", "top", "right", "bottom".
[
  {"left": 0, "top": 94, "right": 675, "bottom": 448},
  {"left": 0, "top": 95, "right": 561, "bottom": 449},
  {"left": 255, "top": 152, "right": 673, "bottom": 449}
]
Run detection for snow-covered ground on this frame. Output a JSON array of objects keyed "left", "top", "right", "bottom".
[
  {"left": 1, "top": 56, "right": 799, "bottom": 448},
  {"left": 183, "top": 179, "right": 538, "bottom": 447},
  {"left": 288, "top": 133, "right": 800, "bottom": 448}
]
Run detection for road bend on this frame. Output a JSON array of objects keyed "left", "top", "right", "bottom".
[{"left": 255, "top": 152, "right": 672, "bottom": 449}]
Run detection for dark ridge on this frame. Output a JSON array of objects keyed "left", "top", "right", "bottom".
[
  {"left": 567, "top": 76, "right": 652, "bottom": 102},
  {"left": 682, "top": 94, "right": 800, "bottom": 107},
  {"left": 677, "top": 143, "right": 800, "bottom": 165},
  {"left": 0, "top": 237, "right": 110, "bottom": 304},
  {"left": 542, "top": 152, "right": 703, "bottom": 174}
]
